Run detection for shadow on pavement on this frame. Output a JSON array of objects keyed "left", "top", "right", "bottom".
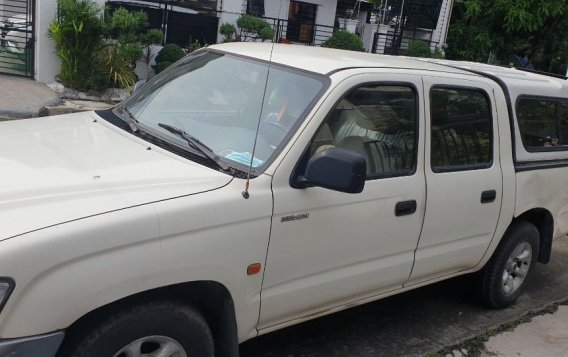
[{"left": 240, "top": 237, "right": 568, "bottom": 357}]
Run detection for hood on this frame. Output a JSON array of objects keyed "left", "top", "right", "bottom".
[{"left": 0, "top": 111, "right": 233, "bottom": 240}]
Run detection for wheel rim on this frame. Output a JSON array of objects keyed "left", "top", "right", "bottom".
[
  {"left": 113, "top": 335, "right": 187, "bottom": 357},
  {"left": 501, "top": 242, "right": 532, "bottom": 296}
]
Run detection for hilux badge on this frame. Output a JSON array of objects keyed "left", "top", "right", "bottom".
[{"left": 281, "top": 213, "right": 310, "bottom": 223}]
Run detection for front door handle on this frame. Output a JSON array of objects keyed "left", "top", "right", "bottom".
[
  {"left": 395, "top": 200, "right": 417, "bottom": 217},
  {"left": 481, "top": 190, "right": 497, "bottom": 204}
]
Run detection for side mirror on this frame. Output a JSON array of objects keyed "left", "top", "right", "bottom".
[{"left": 296, "top": 147, "right": 366, "bottom": 194}]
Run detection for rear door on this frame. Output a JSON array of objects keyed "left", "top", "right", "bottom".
[{"left": 408, "top": 76, "right": 503, "bottom": 284}]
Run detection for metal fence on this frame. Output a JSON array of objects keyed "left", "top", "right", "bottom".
[
  {"left": 262, "top": 17, "right": 334, "bottom": 46},
  {"left": 372, "top": 32, "right": 439, "bottom": 55},
  {"left": 0, "top": 0, "right": 34, "bottom": 78}
]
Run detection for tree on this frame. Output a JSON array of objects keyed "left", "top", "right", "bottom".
[{"left": 446, "top": 0, "right": 568, "bottom": 74}]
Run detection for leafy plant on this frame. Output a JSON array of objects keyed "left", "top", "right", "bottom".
[
  {"left": 236, "top": 14, "right": 274, "bottom": 42},
  {"left": 141, "top": 28, "right": 164, "bottom": 47},
  {"left": 406, "top": 40, "right": 433, "bottom": 58},
  {"left": 94, "top": 45, "right": 137, "bottom": 88},
  {"left": 49, "top": 0, "right": 105, "bottom": 90},
  {"left": 121, "top": 42, "right": 144, "bottom": 65},
  {"left": 153, "top": 61, "right": 173, "bottom": 75},
  {"left": 258, "top": 26, "right": 275, "bottom": 42},
  {"left": 321, "top": 30, "right": 364, "bottom": 52},
  {"left": 446, "top": 0, "right": 568, "bottom": 74},
  {"left": 188, "top": 40, "right": 202, "bottom": 53},
  {"left": 111, "top": 7, "right": 148, "bottom": 43},
  {"left": 220, "top": 23, "right": 236, "bottom": 42},
  {"left": 153, "top": 44, "right": 185, "bottom": 74}
]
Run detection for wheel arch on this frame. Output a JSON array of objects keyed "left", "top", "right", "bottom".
[
  {"left": 515, "top": 208, "right": 554, "bottom": 264},
  {"left": 57, "top": 281, "right": 239, "bottom": 357}
]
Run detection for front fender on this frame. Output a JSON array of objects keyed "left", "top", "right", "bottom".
[{"left": 0, "top": 178, "right": 272, "bottom": 342}]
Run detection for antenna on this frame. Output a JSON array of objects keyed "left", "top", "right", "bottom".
[{"left": 242, "top": 0, "right": 285, "bottom": 199}]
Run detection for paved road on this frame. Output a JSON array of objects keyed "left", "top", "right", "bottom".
[
  {"left": 240, "top": 237, "right": 568, "bottom": 357},
  {"left": 0, "top": 75, "right": 59, "bottom": 119}
]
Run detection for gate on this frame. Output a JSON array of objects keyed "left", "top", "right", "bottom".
[{"left": 0, "top": 0, "right": 34, "bottom": 78}]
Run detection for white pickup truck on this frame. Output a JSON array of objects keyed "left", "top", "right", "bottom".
[{"left": 0, "top": 43, "right": 567, "bottom": 357}]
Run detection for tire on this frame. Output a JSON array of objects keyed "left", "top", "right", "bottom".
[
  {"left": 479, "top": 220, "right": 539, "bottom": 309},
  {"left": 61, "top": 301, "right": 214, "bottom": 357}
]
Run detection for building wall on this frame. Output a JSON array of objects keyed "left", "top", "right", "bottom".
[{"left": 35, "top": 0, "right": 106, "bottom": 83}]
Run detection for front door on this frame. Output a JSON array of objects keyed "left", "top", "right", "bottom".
[
  {"left": 407, "top": 76, "right": 503, "bottom": 284},
  {"left": 259, "top": 74, "right": 426, "bottom": 330}
]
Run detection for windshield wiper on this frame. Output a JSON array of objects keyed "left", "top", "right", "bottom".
[
  {"left": 117, "top": 107, "right": 140, "bottom": 132},
  {"left": 158, "top": 123, "right": 230, "bottom": 171}
]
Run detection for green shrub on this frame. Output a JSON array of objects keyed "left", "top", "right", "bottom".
[
  {"left": 49, "top": 0, "right": 105, "bottom": 90},
  {"left": 321, "top": 30, "right": 364, "bottom": 52},
  {"left": 432, "top": 48, "right": 445, "bottom": 59},
  {"left": 111, "top": 7, "right": 148, "bottom": 42},
  {"left": 258, "top": 26, "right": 275, "bottom": 41},
  {"left": 406, "top": 40, "right": 433, "bottom": 58},
  {"left": 219, "top": 23, "right": 236, "bottom": 42},
  {"left": 236, "top": 14, "right": 274, "bottom": 42},
  {"left": 153, "top": 61, "right": 173, "bottom": 74},
  {"left": 121, "top": 42, "right": 144, "bottom": 65},
  {"left": 155, "top": 44, "right": 185, "bottom": 64},
  {"left": 141, "top": 28, "right": 164, "bottom": 46},
  {"left": 153, "top": 44, "right": 185, "bottom": 74}
]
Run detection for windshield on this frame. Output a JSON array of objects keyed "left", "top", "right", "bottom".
[{"left": 118, "top": 50, "right": 327, "bottom": 173}]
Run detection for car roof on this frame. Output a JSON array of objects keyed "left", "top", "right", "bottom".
[
  {"left": 209, "top": 43, "right": 568, "bottom": 97},
  {"left": 208, "top": 42, "right": 468, "bottom": 76},
  {"left": 418, "top": 58, "right": 568, "bottom": 97}
]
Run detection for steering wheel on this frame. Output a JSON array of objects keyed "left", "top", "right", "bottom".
[{"left": 260, "top": 119, "right": 288, "bottom": 134}]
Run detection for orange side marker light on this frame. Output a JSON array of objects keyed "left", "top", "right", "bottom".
[{"left": 247, "top": 263, "right": 262, "bottom": 276}]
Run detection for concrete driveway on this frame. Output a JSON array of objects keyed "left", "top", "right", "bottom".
[{"left": 240, "top": 237, "right": 568, "bottom": 356}]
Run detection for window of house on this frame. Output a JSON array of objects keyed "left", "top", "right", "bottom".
[
  {"left": 246, "top": 0, "right": 265, "bottom": 16},
  {"left": 430, "top": 87, "right": 493, "bottom": 172},
  {"left": 309, "top": 84, "right": 417, "bottom": 177},
  {"left": 517, "top": 97, "right": 568, "bottom": 149},
  {"left": 286, "top": 1, "right": 317, "bottom": 44}
]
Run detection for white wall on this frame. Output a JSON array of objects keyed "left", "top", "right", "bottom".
[
  {"left": 431, "top": 0, "right": 453, "bottom": 49},
  {"left": 35, "top": 0, "right": 106, "bottom": 83},
  {"left": 35, "top": 0, "right": 59, "bottom": 83}
]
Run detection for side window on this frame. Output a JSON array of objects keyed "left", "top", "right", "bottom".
[
  {"left": 517, "top": 97, "right": 568, "bottom": 149},
  {"left": 309, "top": 84, "right": 417, "bottom": 177},
  {"left": 430, "top": 87, "right": 493, "bottom": 172}
]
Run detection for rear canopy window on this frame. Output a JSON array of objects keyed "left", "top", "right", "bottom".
[{"left": 517, "top": 97, "right": 568, "bottom": 149}]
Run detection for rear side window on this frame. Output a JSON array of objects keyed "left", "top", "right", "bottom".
[
  {"left": 430, "top": 87, "right": 493, "bottom": 172},
  {"left": 517, "top": 97, "right": 568, "bottom": 149}
]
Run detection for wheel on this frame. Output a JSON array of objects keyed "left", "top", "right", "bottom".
[
  {"left": 479, "top": 220, "right": 539, "bottom": 309},
  {"left": 61, "top": 301, "right": 214, "bottom": 357}
]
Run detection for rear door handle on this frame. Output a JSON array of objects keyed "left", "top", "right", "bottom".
[
  {"left": 395, "top": 200, "right": 417, "bottom": 217},
  {"left": 481, "top": 190, "right": 497, "bottom": 204}
]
